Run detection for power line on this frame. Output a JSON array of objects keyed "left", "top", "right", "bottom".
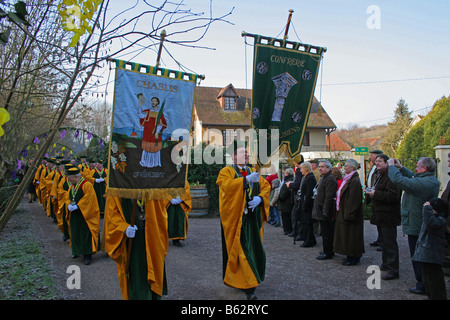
[
  {"left": 339, "top": 105, "right": 433, "bottom": 126},
  {"left": 322, "top": 75, "right": 450, "bottom": 87}
]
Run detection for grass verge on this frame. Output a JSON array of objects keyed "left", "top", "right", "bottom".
[{"left": 0, "top": 205, "right": 60, "bottom": 300}]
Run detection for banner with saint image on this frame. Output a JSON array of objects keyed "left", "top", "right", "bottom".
[
  {"left": 107, "top": 59, "right": 197, "bottom": 199},
  {"left": 250, "top": 36, "right": 325, "bottom": 164}
]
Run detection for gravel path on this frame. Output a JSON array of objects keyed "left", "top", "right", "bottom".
[{"left": 19, "top": 197, "right": 448, "bottom": 300}]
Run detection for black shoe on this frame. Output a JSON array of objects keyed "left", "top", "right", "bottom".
[
  {"left": 287, "top": 232, "right": 294, "bottom": 237},
  {"left": 316, "top": 253, "right": 333, "bottom": 260},
  {"left": 173, "top": 240, "right": 183, "bottom": 247},
  {"left": 273, "top": 222, "right": 281, "bottom": 227},
  {"left": 369, "top": 240, "right": 380, "bottom": 247},
  {"left": 246, "top": 293, "right": 257, "bottom": 300},
  {"left": 301, "top": 242, "right": 315, "bottom": 248},
  {"left": 342, "top": 258, "right": 358, "bottom": 266},
  {"left": 408, "top": 287, "right": 426, "bottom": 295},
  {"left": 382, "top": 272, "right": 399, "bottom": 280},
  {"left": 376, "top": 245, "right": 383, "bottom": 251},
  {"left": 72, "top": 255, "right": 78, "bottom": 259},
  {"left": 83, "top": 254, "right": 92, "bottom": 265}
]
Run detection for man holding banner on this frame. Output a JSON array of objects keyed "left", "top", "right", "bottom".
[
  {"left": 105, "top": 59, "right": 198, "bottom": 299},
  {"left": 217, "top": 140, "right": 270, "bottom": 300}
]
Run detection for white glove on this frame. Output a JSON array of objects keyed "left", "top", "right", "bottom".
[
  {"left": 36, "top": 181, "right": 39, "bottom": 184},
  {"left": 248, "top": 196, "right": 262, "bottom": 211},
  {"left": 68, "top": 204, "right": 79, "bottom": 212},
  {"left": 126, "top": 225, "right": 138, "bottom": 238},
  {"left": 170, "top": 198, "right": 183, "bottom": 205},
  {"left": 245, "top": 172, "right": 260, "bottom": 184}
]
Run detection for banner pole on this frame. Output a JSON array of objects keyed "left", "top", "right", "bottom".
[
  {"left": 283, "top": 9, "right": 294, "bottom": 40},
  {"left": 156, "top": 30, "right": 167, "bottom": 70}
]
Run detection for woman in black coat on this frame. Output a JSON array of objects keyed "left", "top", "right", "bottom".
[
  {"left": 298, "top": 162, "right": 317, "bottom": 247},
  {"left": 334, "top": 159, "right": 364, "bottom": 265},
  {"left": 278, "top": 167, "right": 294, "bottom": 235}
]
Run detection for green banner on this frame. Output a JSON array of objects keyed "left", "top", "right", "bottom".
[{"left": 251, "top": 38, "right": 324, "bottom": 164}]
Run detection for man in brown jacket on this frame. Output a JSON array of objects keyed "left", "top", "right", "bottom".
[
  {"left": 366, "top": 154, "right": 401, "bottom": 280},
  {"left": 312, "top": 160, "right": 337, "bottom": 260}
]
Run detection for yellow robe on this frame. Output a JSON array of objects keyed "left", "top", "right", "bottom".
[
  {"left": 104, "top": 196, "right": 170, "bottom": 299},
  {"left": 216, "top": 165, "right": 270, "bottom": 290},
  {"left": 166, "top": 182, "right": 192, "bottom": 240},
  {"left": 57, "top": 175, "right": 71, "bottom": 240},
  {"left": 45, "top": 169, "right": 57, "bottom": 217},
  {"left": 50, "top": 170, "right": 64, "bottom": 230},
  {"left": 34, "top": 164, "right": 45, "bottom": 204},
  {"left": 66, "top": 179, "right": 100, "bottom": 253}
]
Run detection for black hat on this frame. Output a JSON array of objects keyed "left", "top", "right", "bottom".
[
  {"left": 429, "top": 197, "right": 448, "bottom": 216},
  {"left": 66, "top": 167, "right": 80, "bottom": 176},
  {"left": 369, "top": 149, "right": 383, "bottom": 155}
]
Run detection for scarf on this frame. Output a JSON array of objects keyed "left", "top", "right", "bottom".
[{"left": 336, "top": 170, "right": 356, "bottom": 211}]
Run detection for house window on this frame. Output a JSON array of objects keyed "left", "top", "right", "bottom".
[
  {"left": 224, "top": 97, "right": 236, "bottom": 110},
  {"left": 302, "top": 131, "right": 310, "bottom": 147},
  {"left": 222, "top": 129, "right": 235, "bottom": 146}
]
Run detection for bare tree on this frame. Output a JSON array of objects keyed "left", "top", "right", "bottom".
[{"left": 0, "top": 0, "right": 233, "bottom": 232}]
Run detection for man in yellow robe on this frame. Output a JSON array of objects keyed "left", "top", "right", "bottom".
[
  {"left": 104, "top": 195, "right": 170, "bottom": 300},
  {"left": 84, "top": 159, "right": 107, "bottom": 216},
  {"left": 216, "top": 141, "right": 270, "bottom": 300},
  {"left": 40, "top": 158, "right": 56, "bottom": 217},
  {"left": 57, "top": 163, "right": 73, "bottom": 241},
  {"left": 66, "top": 167, "right": 100, "bottom": 265},
  {"left": 33, "top": 157, "right": 47, "bottom": 205},
  {"left": 167, "top": 182, "right": 191, "bottom": 247},
  {"left": 50, "top": 160, "right": 70, "bottom": 231}
]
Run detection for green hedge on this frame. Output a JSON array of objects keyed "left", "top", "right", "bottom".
[{"left": 187, "top": 144, "right": 227, "bottom": 215}]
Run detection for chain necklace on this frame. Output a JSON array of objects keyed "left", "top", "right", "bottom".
[
  {"left": 70, "top": 177, "right": 84, "bottom": 205},
  {"left": 95, "top": 168, "right": 104, "bottom": 177}
]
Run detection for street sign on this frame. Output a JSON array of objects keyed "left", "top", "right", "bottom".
[{"left": 355, "top": 147, "right": 369, "bottom": 155}]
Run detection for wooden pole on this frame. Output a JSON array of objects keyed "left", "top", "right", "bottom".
[
  {"left": 125, "top": 199, "right": 137, "bottom": 279},
  {"left": 155, "top": 29, "right": 166, "bottom": 70},
  {"left": 283, "top": 9, "right": 294, "bottom": 40}
]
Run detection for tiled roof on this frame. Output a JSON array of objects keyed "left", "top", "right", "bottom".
[
  {"left": 329, "top": 133, "right": 352, "bottom": 151},
  {"left": 194, "top": 84, "right": 336, "bottom": 128}
]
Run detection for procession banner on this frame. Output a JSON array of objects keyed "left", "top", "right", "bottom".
[
  {"left": 107, "top": 59, "right": 198, "bottom": 199},
  {"left": 250, "top": 36, "right": 325, "bottom": 164}
]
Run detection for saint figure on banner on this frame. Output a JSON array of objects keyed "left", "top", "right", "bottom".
[{"left": 137, "top": 94, "right": 167, "bottom": 168}]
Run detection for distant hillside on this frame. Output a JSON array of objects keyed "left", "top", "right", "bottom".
[{"left": 333, "top": 124, "right": 388, "bottom": 149}]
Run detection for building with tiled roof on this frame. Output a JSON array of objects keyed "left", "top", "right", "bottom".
[
  {"left": 329, "top": 133, "right": 352, "bottom": 151},
  {"left": 192, "top": 83, "right": 337, "bottom": 152}
]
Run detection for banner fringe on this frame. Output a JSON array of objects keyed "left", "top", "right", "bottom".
[{"left": 106, "top": 187, "right": 185, "bottom": 200}]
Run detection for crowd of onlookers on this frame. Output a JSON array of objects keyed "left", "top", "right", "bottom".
[{"left": 265, "top": 150, "right": 450, "bottom": 300}]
